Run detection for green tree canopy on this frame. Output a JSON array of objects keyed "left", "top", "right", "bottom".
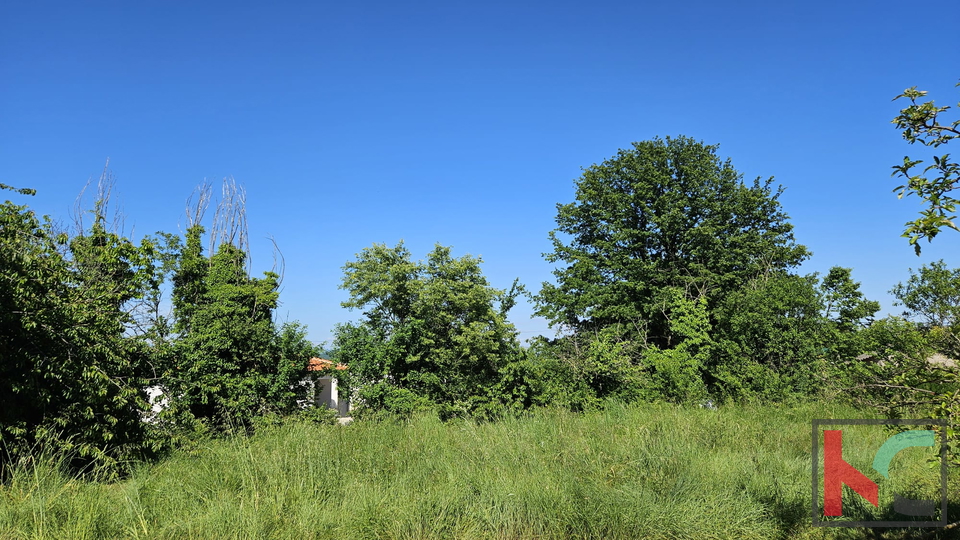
[
  {"left": 536, "top": 136, "right": 810, "bottom": 348},
  {"left": 0, "top": 191, "right": 158, "bottom": 473},
  {"left": 333, "top": 242, "right": 523, "bottom": 418},
  {"left": 158, "top": 225, "right": 311, "bottom": 431},
  {"left": 891, "top": 260, "right": 960, "bottom": 329}
]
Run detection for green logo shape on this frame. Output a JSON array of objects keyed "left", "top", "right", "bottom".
[{"left": 873, "top": 430, "right": 935, "bottom": 478}]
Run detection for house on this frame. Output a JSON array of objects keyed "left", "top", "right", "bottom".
[
  {"left": 143, "top": 356, "right": 352, "bottom": 423},
  {"left": 304, "top": 356, "right": 351, "bottom": 416}
]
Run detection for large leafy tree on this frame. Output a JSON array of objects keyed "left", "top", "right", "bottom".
[
  {"left": 536, "top": 136, "right": 810, "bottom": 348},
  {"left": 891, "top": 81, "right": 960, "bottom": 253},
  {"left": 158, "top": 224, "right": 310, "bottom": 431},
  {"left": 152, "top": 181, "right": 316, "bottom": 432},
  {"left": 333, "top": 242, "right": 523, "bottom": 418},
  {"left": 0, "top": 185, "right": 158, "bottom": 473}
]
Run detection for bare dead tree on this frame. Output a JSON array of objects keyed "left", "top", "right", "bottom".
[
  {"left": 209, "top": 177, "right": 250, "bottom": 275},
  {"left": 71, "top": 170, "right": 93, "bottom": 234},
  {"left": 71, "top": 158, "right": 125, "bottom": 236},
  {"left": 184, "top": 181, "right": 212, "bottom": 229}
]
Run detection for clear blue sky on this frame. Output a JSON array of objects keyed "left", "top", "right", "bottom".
[{"left": 2, "top": 1, "right": 959, "bottom": 346}]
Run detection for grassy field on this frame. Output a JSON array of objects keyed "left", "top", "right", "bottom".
[{"left": 0, "top": 401, "right": 955, "bottom": 539}]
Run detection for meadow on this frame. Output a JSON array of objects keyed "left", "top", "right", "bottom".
[{"left": 1, "top": 401, "right": 954, "bottom": 539}]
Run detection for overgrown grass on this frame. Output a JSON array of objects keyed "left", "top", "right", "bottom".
[{"left": 1, "top": 401, "right": 956, "bottom": 539}]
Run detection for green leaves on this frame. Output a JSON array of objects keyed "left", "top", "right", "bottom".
[
  {"left": 641, "top": 288, "right": 712, "bottom": 403},
  {"left": 891, "top": 80, "right": 960, "bottom": 253},
  {"left": 0, "top": 183, "right": 36, "bottom": 196},
  {"left": 334, "top": 242, "right": 523, "bottom": 418},
  {"left": 891, "top": 260, "right": 960, "bottom": 330},
  {"left": 0, "top": 197, "right": 156, "bottom": 474},
  {"left": 155, "top": 222, "right": 313, "bottom": 433},
  {"left": 537, "top": 135, "right": 809, "bottom": 344}
]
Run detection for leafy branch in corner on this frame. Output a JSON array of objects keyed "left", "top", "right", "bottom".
[{"left": 891, "top": 80, "right": 960, "bottom": 254}]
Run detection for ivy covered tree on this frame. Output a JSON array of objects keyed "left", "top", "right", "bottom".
[
  {"left": 333, "top": 242, "right": 523, "bottom": 419},
  {"left": 155, "top": 182, "right": 315, "bottom": 432}
]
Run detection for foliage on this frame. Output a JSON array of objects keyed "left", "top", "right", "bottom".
[
  {"left": 509, "top": 337, "right": 601, "bottom": 412},
  {"left": 292, "top": 403, "right": 340, "bottom": 426},
  {"left": 0, "top": 194, "right": 158, "bottom": 474},
  {"left": 845, "top": 263, "right": 960, "bottom": 461},
  {"left": 533, "top": 136, "right": 846, "bottom": 404},
  {"left": 333, "top": 242, "right": 523, "bottom": 419},
  {"left": 821, "top": 267, "right": 881, "bottom": 332},
  {"left": 842, "top": 315, "right": 960, "bottom": 464},
  {"left": 710, "top": 273, "right": 826, "bottom": 401},
  {"left": 891, "top": 259, "right": 960, "bottom": 330},
  {"left": 886, "top": 82, "right": 960, "bottom": 463},
  {"left": 868, "top": 263, "right": 960, "bottom": 461},
  {"left": 708, "top": 267, "right": 880, "bottom": 403},
  {"left": 156, "top": 225, "right": 312, "bottom": 432},
  {"left": 532, "top": 327, "right": 645, "bottom": 407},
  {"left": 819, "top": 266, "right": 881, "bottom": 363},
  {"left": 0, "top": 183, "right": 36, "bottom": 196},
  {"left": 891, "top": 81, "right": 960, "bottom": 253},
  {"left": 518, "top": 291, "right": 714, "bottom": 407},
  {"left": 640, "top": 288, "right": 712, "bottom": 402},
  {"left": 536, "top": 135, "right": 810, "bottom": 347}
]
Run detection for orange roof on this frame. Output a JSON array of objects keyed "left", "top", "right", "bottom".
[{"left": 307, "top": 357, "right": 348, "bottom": 371}]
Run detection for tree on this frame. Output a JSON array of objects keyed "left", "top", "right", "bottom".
[
  {"left": 891, "top": 81, "right": 960, "bottom": 254},
  {"left": 155, "top": 182, "right": 314, "bottom": 432},
  {"left": 821, "top": 267, "right": 881, "bottom": 333},
  {"left": 891, "top": 260, "right": 960, "bottom": 329},
  {"left": 0, "top": 185, "right": 158, "bottom": 474},
  {"left": 884, "top": 83, "right": 960, "bottom": 467},
  {"left": 711, "top": 272, "right": 827, "bottom": 400},
  {"left": 819, "top": 266, "right": 881, "bottom": 364},
  {"left": 639, "top": 288, "right": 712, "bottom": 402},
  {"left": 333, "top": 242, "right": 523, "bottom": 419},
  {"left": 156, "top": 224, "right": 311, "bottom": 432},
  {"left": 536, "top": 136, "right": 810, "bottom": 348}
]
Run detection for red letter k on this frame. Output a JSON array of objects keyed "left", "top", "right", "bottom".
[{"left": 823, "top": 429, "right": 879, "bottom": 516}]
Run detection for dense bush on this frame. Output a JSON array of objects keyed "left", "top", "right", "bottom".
[
  {"left": 0, "top": 190, "right": 158, "bottom": 474},
  {"left": 333, "top": 242, "right": 524, "bottom": 419}
]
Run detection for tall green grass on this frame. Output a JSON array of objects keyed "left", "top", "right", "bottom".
[{"left": 0, "top": 401, "right": 953, "bottom": 539}]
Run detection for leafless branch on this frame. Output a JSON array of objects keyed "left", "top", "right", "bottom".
[
  {"left": 185, "top": 181, "right": 212, "bottom": 229},
  {"left": 209, "top": 177, "right": 250, "bottom": 275},
  {"left": 267, "top": 234, "right": 285, "bottom": 287}
]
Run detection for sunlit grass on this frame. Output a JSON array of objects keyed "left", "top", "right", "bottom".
[{"left": 1, "top": 401, "right": 954, "bottom": 539}]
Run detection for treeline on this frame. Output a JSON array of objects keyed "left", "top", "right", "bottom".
[
  {"left": 1, "top": 178, "right": 321, "bottom": 473},
  {"left": 2, "top": 135, "right": 958, "bottom": 475},
  {"left": 332, "top": 136, "right": 959, "bottom": 429}
]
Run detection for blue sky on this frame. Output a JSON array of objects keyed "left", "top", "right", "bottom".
[{"left": 2, "top": 1, "right": 959, "bottom": 346}]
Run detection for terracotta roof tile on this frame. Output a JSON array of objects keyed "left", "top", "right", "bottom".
[{"left": 307, "top": 357, "right": 348, "bottom": 371}]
